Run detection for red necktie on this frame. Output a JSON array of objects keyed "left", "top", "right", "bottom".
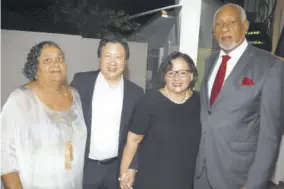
[{"left": 210, "top": 55, "right": 231, "bottom": 105}]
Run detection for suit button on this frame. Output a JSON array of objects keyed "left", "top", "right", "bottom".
[{"left": 208, "top": 111, "right": 211, "bottom": 115}]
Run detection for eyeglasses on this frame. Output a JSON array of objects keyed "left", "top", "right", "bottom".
[
  {"left": 166, "top": 70, "right": 191, "bottom": 78},
  {"left": 215, "top": 20, "right": 237, "bottom": 29}
]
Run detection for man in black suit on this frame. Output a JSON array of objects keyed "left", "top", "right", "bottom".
[
  {"left": 275, "top": 26, "right": 284, "bottom": 58},
  {"left": 71, "top": 34, "right": 144, "bottom": 189}
]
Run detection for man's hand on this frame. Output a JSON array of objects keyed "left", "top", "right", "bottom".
[
  {"left": 119, "top": 169, "right": 137, "bottom": 189},
  {"left": 119, "top": 173, "right": 128, "bottom": 189},
  {"left": 126, "top": 169, "right": 137, "bottom": 187},
  {"left": 241, "top": 186, "right": 247, "bottom": 189}
]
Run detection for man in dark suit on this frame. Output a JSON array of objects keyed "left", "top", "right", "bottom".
[
  {"left": 71, "top": 34, "right": 144, "bottom": 189},
  {"left": 194, "top": 3, "right": 284, "bottom": 189},
  {"left": 275, "top": 26, "right": 284, "bottom": 58}
]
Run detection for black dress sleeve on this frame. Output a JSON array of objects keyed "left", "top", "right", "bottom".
[{"left": 129, "top": 93, "right": 152, "bottom": 135}]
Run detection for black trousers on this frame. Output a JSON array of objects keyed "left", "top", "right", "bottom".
[{"left": 83, "top": 158, "right": 119, "bottom": 189}]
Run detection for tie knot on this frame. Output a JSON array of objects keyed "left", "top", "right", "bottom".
[{"left": 222, "top": 55, "right": 231, "bottom": 61}]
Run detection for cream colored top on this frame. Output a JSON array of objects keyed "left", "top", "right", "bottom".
[{"left": 1, "top": 86, "right": 87, "bottom": 189}]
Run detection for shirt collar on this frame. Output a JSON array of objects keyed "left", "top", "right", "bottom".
[
  {"left": 97, "top": 72, "right": 124, "bottom": 89},
  {"left": 219, "top": 39, "right": 248, "bottom": 58}
]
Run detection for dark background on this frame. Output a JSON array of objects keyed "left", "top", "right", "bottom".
[
  {"left": 1, "top": 0, "right": 175, "bottom": 14},
  {"left": 1, "top": 0, "right": 176, "bottom": 36}
]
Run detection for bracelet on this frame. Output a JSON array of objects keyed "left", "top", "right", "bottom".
[{"left": 129, "top": 169, "right": 138, "bottom": 173}]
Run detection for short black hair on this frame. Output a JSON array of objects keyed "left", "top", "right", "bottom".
[
  {"left": 97, "top": 33, "right": 130, "bottom": 60},
  {"left": 153, "top": 51, "right": 198, "bottom": 89},
  {"left": 23, "top": 41, "right": 64, "bottom": 81}
]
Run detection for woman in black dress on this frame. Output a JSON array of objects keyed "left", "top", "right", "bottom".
[{"left": 120, "top": 51, "right": 201, "bottom": 189}]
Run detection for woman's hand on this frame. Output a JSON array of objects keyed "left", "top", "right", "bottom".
[{"left": 1, "top": 172, "right": 23, "bottom": 189}]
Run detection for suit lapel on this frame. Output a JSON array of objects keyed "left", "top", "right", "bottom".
[
  {"left": 203, "top": 52, "right": 219, "bottom": 109},
  {"left": 85, "top": 72, "right": 99, "bottom": 129},
  {"left": 119, "top": 79, "right": 132, "bottom": 144},
  {"left": 83, "top": 71, "right": 98, "bottom": 159},
  {"left": 211, "top": 44, "right": 253, "bottom": 108}
]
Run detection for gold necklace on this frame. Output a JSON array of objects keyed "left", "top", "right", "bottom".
[
  {"left": 165, "top": 87, "right": 189, "bottom": 104},
  {"left": 54, "top": 109, "right": 73, "bottom": 170}
]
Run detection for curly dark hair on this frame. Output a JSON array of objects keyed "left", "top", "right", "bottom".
[
  {"left": 23, "top": 41, "right": 64, "bottom": 81},
  {"left": 152, "top": 51, "right": 198, "bottom": 90},
  {"left": 97, "top": 33, "right": 130, "bottom": 60}
]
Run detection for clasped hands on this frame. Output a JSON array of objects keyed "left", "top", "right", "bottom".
[
  {"left": 119, "top": 171, "right": 246, "bottom": 189},
  {"left": 119, "top": 169, "right": 137, "bottom": 189}
]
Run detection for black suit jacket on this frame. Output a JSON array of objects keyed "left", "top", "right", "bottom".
[{"left": 70, "top": 70, "right": 144, "bottom": 169}]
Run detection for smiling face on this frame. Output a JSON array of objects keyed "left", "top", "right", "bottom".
[
  {"left": 164, "top": 58, "right": 192, "bottom": 94},
  {"left": 214, "top": 5, "right": 249, "bottom": 52},
  {"left": 99, "top": 42, "right": 127, "bottom": 83},
  {"left": 36, "top": 45, "right": 66, "bottom": 84}
]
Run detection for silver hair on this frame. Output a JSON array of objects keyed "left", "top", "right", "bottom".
[{"left": 213, "top": 3, "right": 247, "bottom": 26}]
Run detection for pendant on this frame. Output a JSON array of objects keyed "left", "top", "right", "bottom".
[{"left": 65, "top": 141, "right": 73, "bottom": 169}]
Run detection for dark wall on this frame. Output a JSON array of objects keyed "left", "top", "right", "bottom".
[{"left": 275, "top": 26, "right": 284, "bottom": 58}]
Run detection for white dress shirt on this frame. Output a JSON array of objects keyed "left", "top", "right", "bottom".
[
  {"left": 89, "top": 73, "right": 124, "bottom": 160},
  {"left": 208, "top": 39, "right": 248, "bottom": 97}
]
